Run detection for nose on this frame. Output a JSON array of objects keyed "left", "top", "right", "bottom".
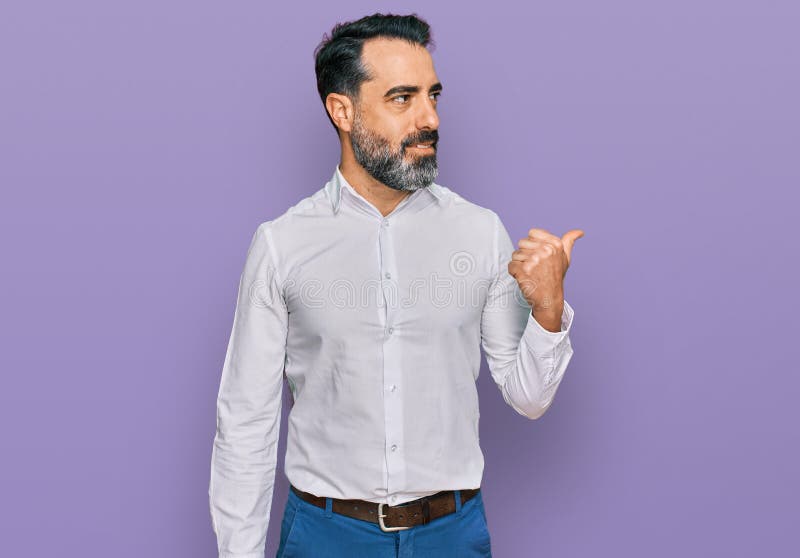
[{"left": 416, "top": 95, "right": 439, "bottom": 131}]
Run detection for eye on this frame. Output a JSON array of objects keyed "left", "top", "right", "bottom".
[
  {"left": 430, "top": 92, "right": 441, "bottom": 101},
  {"left": 392, "top": 95, "right": 409, "bottom": 104}
]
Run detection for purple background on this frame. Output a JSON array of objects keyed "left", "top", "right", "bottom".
[{"left": 1, "top": 1, "right": 797, "bottom": 556}]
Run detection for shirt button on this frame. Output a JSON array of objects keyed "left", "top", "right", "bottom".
[
  {"left": 391, "top": 444, "right": 397, "bottom": 452},
  {"left": 389, "top": 384, "right": 396, "bottom": 392},
  {"left": 384, "top": 272, "right": 391, "bottom": 279},
  {"left": 391, "top": 495, "right": 397, "bottom": 503},
  {"left": 387, "top": 327, "right": 394, "bottom": 335},
  {"left": 383, "top": 220, "right": 390, "bottom": 227}
]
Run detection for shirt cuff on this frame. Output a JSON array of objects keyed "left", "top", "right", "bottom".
[{"left": 522, "top": 299, "right": 574, "bottom": 356}]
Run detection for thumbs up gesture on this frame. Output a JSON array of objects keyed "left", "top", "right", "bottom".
[{"left": 508, "top": 228, "right": 584, "bottom": 332}]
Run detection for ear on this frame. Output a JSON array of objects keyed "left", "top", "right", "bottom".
[{"left": 325, "top": 93, "right": 355, "bottom": 133}]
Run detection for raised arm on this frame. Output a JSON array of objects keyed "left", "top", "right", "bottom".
[
  {"left": 209, "top": 222, "right": 288, "bottom": 558},
  {"left": 480, "top": 212, "right": 578, "bottom": 419}
]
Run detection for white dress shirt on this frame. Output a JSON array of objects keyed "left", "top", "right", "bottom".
[{"left": 209, "top": 166, "right": 575, "bottom": 557}]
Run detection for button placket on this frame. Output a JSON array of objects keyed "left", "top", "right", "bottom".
[{"left": 378, "top": 216, "right": 405, "bottom": 496}]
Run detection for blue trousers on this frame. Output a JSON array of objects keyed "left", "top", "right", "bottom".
[{"left": 276, "top": 487, "right": 493, "bottom": 557}]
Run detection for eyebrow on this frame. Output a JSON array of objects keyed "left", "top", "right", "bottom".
[{"left": 383, "top": 82, "right": 443, "bottom": 98}]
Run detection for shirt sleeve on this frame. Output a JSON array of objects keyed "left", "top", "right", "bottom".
[
  {"left": 209, "top": 222, "right": 288, "bottom": 558},
  {"left": 480, "top": 212, "right": 575, "bottom": 420}
]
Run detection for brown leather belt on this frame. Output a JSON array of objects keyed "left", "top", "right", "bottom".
[{"left": 290, "top": 485, "right": 480, "bottom": 532}]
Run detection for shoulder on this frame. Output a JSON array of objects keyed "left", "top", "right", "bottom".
[
  {"left": 254, "top": 185, "right": 330, "bottom": 237},
  {"left": 434, "top": 182, "right": 503, "bottom": 231}
]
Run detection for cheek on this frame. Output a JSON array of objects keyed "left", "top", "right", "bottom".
[
  {"left": 373, "top": 112, "right": 413, "bottom": 147},
  {"left": 391, "top": 128, "right": 412, "bottom": 150}
]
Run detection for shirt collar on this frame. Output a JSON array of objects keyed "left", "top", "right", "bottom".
[{"left": 326, "top": 165, "right": 445, "bottom": 215}]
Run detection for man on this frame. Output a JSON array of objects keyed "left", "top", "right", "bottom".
[{"left": 209, "top": 12, "right": 583, "bottom": 558}]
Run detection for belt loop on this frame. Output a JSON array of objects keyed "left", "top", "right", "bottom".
[
  {"left": 454, "top": 490, "right": 462, "bottom": 514},
  {"left": 324, "top": 496, "right": 333, "bottom": 518}
]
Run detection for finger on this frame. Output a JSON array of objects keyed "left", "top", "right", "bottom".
[
  {"left": 528, "top": 228, "right": 561, "bottom": 245},
  {"left": 518, "top": 237, "right": 559, "bottom": 255},
  {"left": 508, "top": 260, "right": 533, "bottom": 280},
  {"left": 561, "top": 229, "right": 585, "bottom": 264},
  {"left": 511, "top": 249, "right": 532, "bottom": 262}
]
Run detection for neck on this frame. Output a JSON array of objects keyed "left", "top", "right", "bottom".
[{"left": 339, "top": 152, "right": 412, "bottom": 218}]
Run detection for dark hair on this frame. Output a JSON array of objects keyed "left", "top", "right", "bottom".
[{"left": 313, "top": 13, "right": 434, "bottom": 132}]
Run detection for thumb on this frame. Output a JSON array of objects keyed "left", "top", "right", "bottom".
[{"left": 561, "top": 229, "right": 585, "bottom": 264}]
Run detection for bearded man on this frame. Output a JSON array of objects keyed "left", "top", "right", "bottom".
[{"left": 209, "top": 12, "right": 583, "bottom": 558}]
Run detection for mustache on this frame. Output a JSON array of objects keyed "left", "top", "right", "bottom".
[{"left": 402, "top": 130, "right": 439, "bottom": 151}]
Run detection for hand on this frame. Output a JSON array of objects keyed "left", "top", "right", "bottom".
[{"left": 508, "top": 228, "right": 584, "bottom": 329}]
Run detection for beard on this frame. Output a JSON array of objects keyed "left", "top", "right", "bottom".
[{"left": 349, "top": 110, "right": 439, "bottom": 192}]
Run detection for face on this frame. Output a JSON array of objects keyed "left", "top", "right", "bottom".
[{"left": 349, "top": 38, "right": 442, "bottom": 192}]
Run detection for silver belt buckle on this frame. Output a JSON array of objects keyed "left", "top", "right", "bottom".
[{"left": 377, "top": 502, "right": 410, "bottom": 532}]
